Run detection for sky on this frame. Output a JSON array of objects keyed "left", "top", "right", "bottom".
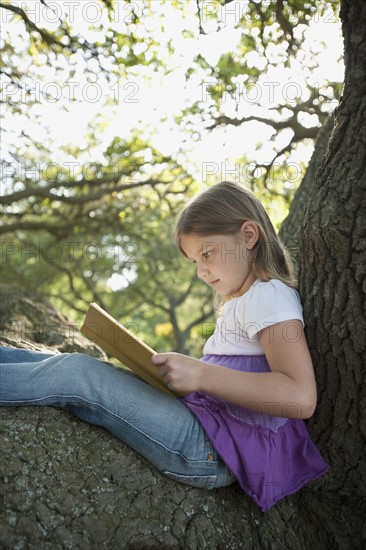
[{"left": 1, "top": 0, "right": 344, "bottom": 183}]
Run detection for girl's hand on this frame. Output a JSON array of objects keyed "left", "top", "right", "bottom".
[{"left": 151, "top": 352, "right": 205, "bottom": 394}]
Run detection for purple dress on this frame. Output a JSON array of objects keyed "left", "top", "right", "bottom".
[{"left": 181, "top": 354, "right": 329, "bottom": 512}]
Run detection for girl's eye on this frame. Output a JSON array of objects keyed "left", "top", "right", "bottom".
[{"left": 202, "top": 250, "right": 214, "bottom": 260}]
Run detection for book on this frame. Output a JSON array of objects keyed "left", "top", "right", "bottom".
[{"left": 80, "top": 302, "right": 186, "bottom": 398}]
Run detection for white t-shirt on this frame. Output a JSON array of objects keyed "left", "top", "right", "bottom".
[{"left": 203, "top": 279, "right": 304, "bottom": 356}]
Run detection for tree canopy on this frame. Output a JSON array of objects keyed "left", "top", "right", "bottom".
[{"left": 0, "top": 0, "right": 343, "bottom": 353}]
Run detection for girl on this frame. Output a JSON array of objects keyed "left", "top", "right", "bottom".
[{"left": 0, "top": 181, "right": 328, "bottom": 512}]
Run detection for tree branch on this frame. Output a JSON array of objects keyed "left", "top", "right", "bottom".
[
  {"left": 275, "top": 0, "right": 295, "bottom": 47},
  {"left": 185, "top": 305, "right": 214, "bottom": 334},
  {"left": 0, "top": 1, "right": 113, "bottom": 74},
  {"left": 0, "top": 2, "right": 65, "bottom": 47},
  {"left": 45, "top": 262, "right": 87, "bottom": 305},
  {"left": 131, "top": 286, "right": 171, "bottom": 315},
  {"left": 207, "top": 113, "right": 291, "bottom": 132},
  {"left": 206, "top": 93, "right": 326, "bottom": 136},
  {"left": 44, "top": 292, "right": 87, "bottom": 315},
  {"left": 196, "top": 0, "right": 205, "bottom": 35},
  {"left": 207, "top": 111, "right": 320, "bottom": 139},
  {"left": 0, "top": 178, "right": 168, "bottom": 206},
  {"left": 0, "top": 221, "right": 73, "bottom": 237},
  {"left": 80, "top": 271, "right": 107, "bottom": 311}
]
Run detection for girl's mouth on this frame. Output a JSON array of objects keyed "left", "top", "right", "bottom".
[{"left": 209, "top": 279, "right": 219, "bottom": 287}]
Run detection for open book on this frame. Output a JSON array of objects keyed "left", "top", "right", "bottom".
[{"left": 80, "top": 303, "right": 186, "bottom": 398}]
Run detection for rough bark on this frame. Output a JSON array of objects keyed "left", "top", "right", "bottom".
[
  {"left": 0, "top": 286, "right": 339, "bottom": 550},
  {"left": 298, "top": 0, "right": 366, "bottom": 542},
  {"left": 0, "top": 285, "right": 106, "bottom": 358},
  {"left": 279, "top": 113, "right": 335, "bottom": 268}
]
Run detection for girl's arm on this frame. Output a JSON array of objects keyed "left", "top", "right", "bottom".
[{"left": 151, "top": 320, "right": 317, "bottom": 419}]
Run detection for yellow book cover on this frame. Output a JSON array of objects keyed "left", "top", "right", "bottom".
[{"left": 80, "top": 303, "right": 186, "bottom": 398}]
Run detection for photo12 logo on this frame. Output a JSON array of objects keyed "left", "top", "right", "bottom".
[
  {"left": 200, "top": 1, "right": 338, "bottom": 26},
  {"left": 201, "top": 161, "right": 303, "bottom": 186},
  {"left": 1, "top": 80, "right": 140, "bottom": 105},
  {"left": 0, "top": 1, "right": 143, "bottom": 25},
  {"left": 1, "top": 161, "right": 140, "bottom": 184},
  {"left": 1, "top": 241, "right": 140, "bottom": 265}
]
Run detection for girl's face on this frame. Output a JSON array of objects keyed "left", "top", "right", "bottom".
[{"left": 180, "top": 232, "right": 257, "bottom": 298}]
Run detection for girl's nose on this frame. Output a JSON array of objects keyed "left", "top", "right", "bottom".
[{"left": 197, "top": 263, "right": 209, "bottom": 279}]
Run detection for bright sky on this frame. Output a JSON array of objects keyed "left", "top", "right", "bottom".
[{"left": 1, "top": 0, "right": 344, "bottom": 181}]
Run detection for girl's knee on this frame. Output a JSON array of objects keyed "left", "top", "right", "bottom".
[
  {"left": 61, "top": 352, "right": 103, "bottom": 365},
  {"left": 50, "top": 353, "right": 110, "bottom": 395},
  {"left": 52, "top": 352, "right": 105, "bottom": 377}
]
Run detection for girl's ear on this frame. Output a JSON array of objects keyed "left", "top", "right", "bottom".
[{"left": 240, "top": 221, "right": 259, "bottom": 249}]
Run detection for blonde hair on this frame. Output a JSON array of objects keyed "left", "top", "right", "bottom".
[{"left": 175, "top": 181, "right": 297, "bottom": 293}]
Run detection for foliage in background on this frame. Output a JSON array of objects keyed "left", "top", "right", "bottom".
[{"left": 0, "top": 0, "right": 343, "bottom": 353}]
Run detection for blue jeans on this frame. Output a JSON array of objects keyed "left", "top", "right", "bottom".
[{"left": 0, "top": 348, "right": 235, "bottom": 489}]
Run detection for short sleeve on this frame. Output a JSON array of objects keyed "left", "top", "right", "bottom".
[{"left": 235, "top": 280, "right": 304, "bottom": 340}]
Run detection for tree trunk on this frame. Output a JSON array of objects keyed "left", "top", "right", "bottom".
[
  {"left": 298, "top": 0, "right": 366, "bottom": 545},
  {"left": 1, "top": 2, "right": 365, "bottom": 549},
  {"left": 279, "top": 113, "right": 335, "bottom": 270}
]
